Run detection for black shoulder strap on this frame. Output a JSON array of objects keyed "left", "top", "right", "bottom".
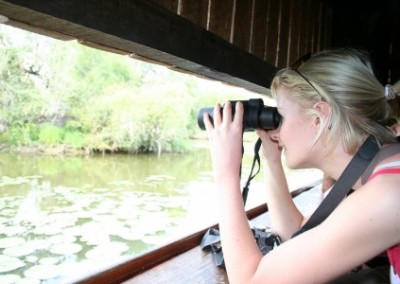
[{"left": 292, "top": 136, "right": 380, "bottom": 238}]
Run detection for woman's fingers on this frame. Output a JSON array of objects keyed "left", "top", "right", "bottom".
[
  {"left": 203, "top": 101, "right": 244, "bottom": 131},
  {"left": 255, "top": 129, "right": 269, "bottom": 140},
  {"left": 203, "top": 111, "right": 213, "bottom": 131},
  {"left": 213, "top": 103, "right": 222, "bottom": 126},
  {"left": 234, "top": 101, "right": 243, "bottom": 127},
  {"left": 223, "top": 101, "right": 232, "bottom": 124}
]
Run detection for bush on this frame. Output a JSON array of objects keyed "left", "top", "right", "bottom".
[
  {"left": 38, "top": 124, "right": 65, "bottom": 145},
  {"left": 0, "top": 125, "right": 38, "bottom": 147},
  {"left": 0, "top": 126, "right": 22, "bottom": 146},
  {"left": 63, "top": 131, "right": 85, "bottom": 148}
]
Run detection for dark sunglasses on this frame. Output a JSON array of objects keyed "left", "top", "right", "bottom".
[{"left": 290, "top": 53, "right": 322, "bottom": 97}]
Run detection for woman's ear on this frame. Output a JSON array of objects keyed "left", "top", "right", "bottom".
[
  {"left": 313, "top": 101, "right": 331, "bottom": 128},
  {"left": 313, "top": 116, "right": 320, "bottom": 127},
  {"left": 389, "top": 121, "right": 400, "bottom": 137}
]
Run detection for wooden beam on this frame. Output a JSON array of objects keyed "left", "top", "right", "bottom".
[{"left": 0, "top": 0, "right": 277, "bottom": 94}]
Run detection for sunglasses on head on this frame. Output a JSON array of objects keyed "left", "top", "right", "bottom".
[{"left": 290, "top": 53, "right": 322, "bottom": 97}]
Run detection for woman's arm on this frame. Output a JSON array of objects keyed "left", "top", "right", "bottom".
[
  {"left": 256, "top": 129, "right": 304, "bottom": 240},
  {"left": 203, "top": 102, "right": 400, "bottom": 283},
  {"left": 203, "top": 102, "right": 265, "bottom": 281}
]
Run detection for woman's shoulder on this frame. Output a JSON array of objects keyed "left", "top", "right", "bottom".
[
  {"left": 361, "top": 143, "right": 400, "bottom": 183},
  {"left": 335, "top": 167, "right": 400, "bottom": 245},
  {"left": 364, "top": 145, "right": 400, "bottom": 190},
  {"left": 378, "top": 143, "right": 400, "bottom": 162},
  {"left": 359, "top": 155, "right": 400, "bottom": 217},
  {"left": 309, "top": 170, "right": 400, "bottom": 279},
  {"left": 355, "top": 144, "right": 400, "bottom": 220}
]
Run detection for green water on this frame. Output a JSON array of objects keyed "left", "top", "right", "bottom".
[
  {"left": 0, "top": 143, "right": 221, "bottom": 283},
  {"left": 0, "top": 141, "right": 321, "bottom": 283}
]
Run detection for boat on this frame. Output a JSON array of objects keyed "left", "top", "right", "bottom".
[{"left": 0, "top": 0, "right": 398, "bottom": 282}]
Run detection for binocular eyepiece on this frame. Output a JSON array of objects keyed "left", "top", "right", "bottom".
[{"left": 197, "top": 98, "right": 281, "bottom": 131}]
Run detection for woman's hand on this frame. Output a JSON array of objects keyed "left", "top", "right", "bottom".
[
  {"left": 256, "top": 128, "right": 282, "bottom": 164},
  {"left": 256, "top": 128, "right": 303, "bottom": 240},
  {"left": 203, "top": 101, "right": 244, "bottom": 181}
]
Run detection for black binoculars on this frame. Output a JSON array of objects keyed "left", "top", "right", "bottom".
[{"left": 197, "top": 98, "right": 281, "bottom": 131}]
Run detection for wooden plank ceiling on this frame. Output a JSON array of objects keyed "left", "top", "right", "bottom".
[
  {"left": 1, "top": 1, "right": 398, "bottom": 91},
  {"left": 0, "top": 0, "right": 331, "bottom": 95},
  {"left": 331, "top": 0, "right": 400, "bottom": 84},
  {"left": 151, "top": 0, "right": 331, "bottom": 68}
]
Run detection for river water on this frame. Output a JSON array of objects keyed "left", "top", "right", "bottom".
[{"left": 0, "top": 141, "right": 320, "bottom": 283}]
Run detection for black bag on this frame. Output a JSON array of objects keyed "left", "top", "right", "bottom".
[
  {"left": 200, "top": 226, "right": 281, "bottom": 267},
  {"left": 252, "top": 227, "right": 282, "bottom": 255}
]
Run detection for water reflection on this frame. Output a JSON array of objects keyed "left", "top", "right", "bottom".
[
  {"left": 0, "top": 142, "right": 321, "bottom": 283},
  {"left": 0, "top": 146, "right": 217, "bottom": 283}
]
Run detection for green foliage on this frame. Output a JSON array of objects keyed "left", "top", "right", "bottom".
[
  {"left": 0, "top": 126, "right": 24, "bottom": 146},
  {"left": 71, "top": 43, "right": 144, "bottom": 101},
  {"left": 26, "top": 123, "right": 39, "bottom": 142},
  {"left": 0, "top": 25, "right": 261, "bottom": 155},
  {"left": 0, "top": 123, "right": 40, "bottom": 146},
  {"left": 0, "top": 32, "right": 39, "bottom": 127},
  {"left": 38, "top": 124, "right": 65, "bottom": 145},
  {"left": 65, "top": 120, "right": 85, "bottom": 132},
  {"left": 63, "top": 131, "right": 85, "bottom": 148}
]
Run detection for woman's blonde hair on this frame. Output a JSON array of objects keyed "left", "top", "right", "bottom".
[{"left": 271, "top": 48, "right": 398, "bottom": 154}]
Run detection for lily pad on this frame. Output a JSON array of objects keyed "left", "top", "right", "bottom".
[
  {"left": 0, "top": 176, "right": 30, "bottom": 186},
  {"left": 144, "top": 235, "right": 168, "bottom": 245},
  {"left": 26, "top": 255, "right": 39, "bottom": 263},
  {"left": 3, "top": 243, "right": 37, "bottom": 257},
  {"left": 81, "top": 233, "right": 110, "bottom": 246},
  {"left": 3, "top": 225, "right": 26, "bottom": 236},
  {"left": 74, "top": 211, "right": 95, "bottom": 219},
  {"left": 49, "top": 243, "right": 82, "bottom": 255},
  {"left": 119, "top": 231, "right": 144, "bottom": 241},
  {"left": 0, "top": 255, "right": 26, "bottom": 273},
  {"left": 39, "top": 257, "right": 60, "bottom": 265},
  {"left": 32, "top": 225, "right": 62, "bottom": 236},
  {"left": 13, "top": 278, "right": 41, "bottom": 284},
  {"left": 0, "top": 237, "right": 25, "bottom": 248},
  {"left": 46, "top": 213, "right": 78, "bottom": 225},
  {"left": 0, "top": 274, "right": 21, "bottom": 284},
  {"left": 85, "top": 242, "right": 129, "bottom": 260},
  {"left": 24, "top": 264, "right": 60, "bottom": 280},
  {"left": 25, "top": 240, "right": 49, "bottom": 250},
  {"left": 48, "top": 234, "right": 76, "bottom": 244},
  {"left": 0, "top": 208, "right": 15, "bottom": 217}
]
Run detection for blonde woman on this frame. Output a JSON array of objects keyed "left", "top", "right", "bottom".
[{"left": 203, "top": 49, "right": 400, "bottom": 283}]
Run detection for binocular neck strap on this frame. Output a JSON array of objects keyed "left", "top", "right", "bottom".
[{"left": 241, "top": 138, "right": 262, "bottom": 205}]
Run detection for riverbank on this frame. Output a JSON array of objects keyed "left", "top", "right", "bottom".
[
  {"left": 0, "top": 136, "right": 210, "bottom": 157},
  {"left": 0, "top": 144, "right": 92, "bottom": 156}
]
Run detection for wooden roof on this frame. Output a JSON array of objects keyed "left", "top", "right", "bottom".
[{"left": 0, "top": 0, "right": 399, "bottom": 94}]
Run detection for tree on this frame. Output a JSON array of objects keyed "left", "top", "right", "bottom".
[{"left": 0, "top": 24, "right": 260, "bottom": 153}]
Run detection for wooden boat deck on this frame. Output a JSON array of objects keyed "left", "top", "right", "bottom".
[{"left": 121, "top": 182, "right": 323, "bottom": 284}]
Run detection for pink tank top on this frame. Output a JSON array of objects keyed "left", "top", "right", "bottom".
[{"left": 368, "top": 165, "right": 400, "bottom": 275}]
